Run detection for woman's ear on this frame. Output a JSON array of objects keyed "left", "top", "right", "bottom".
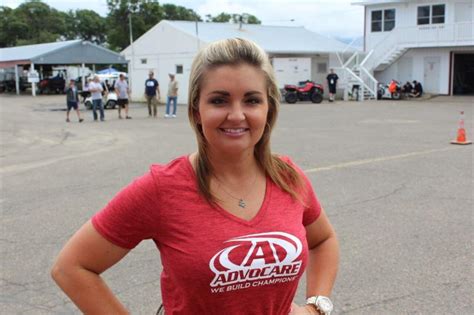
[{"left": 194, "top": 109, "right": 201, "bottom": 124}]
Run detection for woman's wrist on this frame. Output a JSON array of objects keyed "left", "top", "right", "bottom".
[{"left": 304, "top": 304, "right": 321, "bottom": 314}]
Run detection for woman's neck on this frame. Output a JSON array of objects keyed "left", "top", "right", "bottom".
[{"left": 197, "top": 149, "right": 262, "bottom": 181}]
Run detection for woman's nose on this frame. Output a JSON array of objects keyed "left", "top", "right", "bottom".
[{"left": 227, "top": 102, "right": 245, "bottom": 121}]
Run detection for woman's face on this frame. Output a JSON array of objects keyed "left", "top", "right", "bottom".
[{"left": 197, "top": 63, "right": 269, "bottom": 157}]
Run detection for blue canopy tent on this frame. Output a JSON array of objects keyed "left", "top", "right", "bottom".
[{"left": 97, "top": 67, "right": 119, "bottom": 75}]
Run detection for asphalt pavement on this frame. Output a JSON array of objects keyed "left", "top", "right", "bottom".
[{"left": 1, "top": 94, "right": 472, "bottom": 314}]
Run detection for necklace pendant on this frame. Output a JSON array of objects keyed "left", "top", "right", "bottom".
[{"left": 238, "top": 199, "right": 246, "bottom": 208}]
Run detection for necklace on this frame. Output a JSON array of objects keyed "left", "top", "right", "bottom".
[{"left": 214, "top": 173, "right": 258, "bottom": 209}]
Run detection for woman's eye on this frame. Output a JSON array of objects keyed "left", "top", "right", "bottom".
[
  {"left": 210, "top": 98, "right": 226, "bottom": 105},
  {"left": 246, "top": 98, "right": 261, "bottom": 105}
]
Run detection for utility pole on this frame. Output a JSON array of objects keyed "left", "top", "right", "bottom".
[
  {"left": 195, "top": 19, "right": 200, "bottom": 51},
  {"left": 128, "top": 6, "right": 134, "bottom": 98}
]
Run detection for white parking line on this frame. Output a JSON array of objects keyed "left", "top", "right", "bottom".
[{"left": 304, "top": 146, "right": 463, "bottom": 173}]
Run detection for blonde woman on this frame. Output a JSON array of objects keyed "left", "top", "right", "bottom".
[{"left": 51, "top": 38, "right": 339, "bottom": 315}]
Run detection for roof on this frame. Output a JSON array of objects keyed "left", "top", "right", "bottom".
[
  {"left": 164, "top": 21, "right": 352, "bottom": 54},
  {"left": 352, "top": 0, "right": 407, "bottom": 5},
  {"left": 0, "top": 40, "right": 127, "bottom": 66}
]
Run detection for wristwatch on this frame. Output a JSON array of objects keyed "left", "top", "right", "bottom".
[{"left": 306, "top": 295, "right": 333, "bottom": 315}]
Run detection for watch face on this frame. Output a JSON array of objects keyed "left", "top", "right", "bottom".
[{"left": 317, "top": 296, "right": 334, "bottom": 312}]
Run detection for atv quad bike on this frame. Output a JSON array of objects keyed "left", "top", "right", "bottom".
[{"left": 284, "top": 80, "right": 324, "bottom": 104}]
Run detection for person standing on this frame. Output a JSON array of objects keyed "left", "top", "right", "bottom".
[
  {"left": 114, "top": 74, "right": 132, "bottom": 119},
  {"left": 326, "top": 68, "right": 339, "bottom": 102},
  {"left": 89, "top": 76, "right": 105, "bottom": 121},
  {"left": 51, "top": 38, "right": 339, "bottom": 315},
  {"left": 144, "top": 71, "right": 160, "bottom": 118},
  {"left": 65, "top": 79, "right": 84, "bottom": 123},
  {"left": 165, "top": 73, "right": 178, "bottom": 118}
]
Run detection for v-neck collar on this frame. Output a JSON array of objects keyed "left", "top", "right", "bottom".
[{"left": 183, "top": 155, "right": 272, "bottom": 227}]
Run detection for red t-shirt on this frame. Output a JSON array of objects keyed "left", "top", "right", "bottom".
[{"left": 92, "top": 156, "right": 321, "bottom": 315}]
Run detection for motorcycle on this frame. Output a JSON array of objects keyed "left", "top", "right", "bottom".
[
  {"left": 377, "top": 79, "right": 402, "bottom": 100},
  {"left": 283, "top": 80, "right": 324, "bottom": 104}
]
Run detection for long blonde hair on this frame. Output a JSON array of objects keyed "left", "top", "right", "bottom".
[{"left": 187, "top": 38, "right": 304, "bottom": 203}]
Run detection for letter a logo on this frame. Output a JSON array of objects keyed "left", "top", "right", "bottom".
[{"left": 242, "top": 241, "right": 277, "bottom": 267}]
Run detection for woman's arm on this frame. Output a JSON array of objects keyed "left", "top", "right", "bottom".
[
  {"left": 305, "top": 209, "right": 339, "bottom": 297},
  {"left": 51, "top": 220, "right": 131, "bottom": 314},
  {"left": 290, "top": 209, "right": 340, "bottom": 314}
]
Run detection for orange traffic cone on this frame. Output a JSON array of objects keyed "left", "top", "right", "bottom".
[{"left": 451, "top": 111, "right": 472, "bottom": 145}]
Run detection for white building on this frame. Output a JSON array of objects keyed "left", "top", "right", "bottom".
[
  {"left": 353, "top": 0, "right": 474, "bottom": 95},
  {"left": 122, "top": 20, "right": 355, "bottom": 102}
]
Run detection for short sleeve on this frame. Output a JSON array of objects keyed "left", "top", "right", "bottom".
[
  {"left": 91, "top": 171, "right": 159, "bottom": 249},
  {"left": 279, "top": 156, "right": 322, "bottom": 226},
  {"left": 301, "top": 174, "right": 322, "bottom": 226}
]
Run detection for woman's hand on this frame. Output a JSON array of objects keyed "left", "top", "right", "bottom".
[{"left": 289, "top": 303, "right": 319, "bottom": 315}]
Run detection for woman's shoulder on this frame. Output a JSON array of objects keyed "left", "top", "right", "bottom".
[
  {"left": 275, "top": 154, "right": 298, "bottom": 169},
  {"left": 149, "top": 155, "right": 194, "bottom": 183},
  {"left": 274, "top": 154, "right": 307, "bottom": 178}
]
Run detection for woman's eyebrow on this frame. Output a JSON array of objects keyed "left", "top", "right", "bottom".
[
  {"left": 207, "top": 90, "right": 230, "bottom": 96},
  {"left": 206, "top": 90, "right": 263, "bottom": 96}
]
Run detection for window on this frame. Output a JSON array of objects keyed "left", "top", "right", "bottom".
[
  {"left": 418, "top": 4, "right": 445, "bottom": 25},
  {"left": 432, "top": 4, "right": 445, "bottom": 24},
  {"left": 317, "top": 63, "right": 327, "bottom": 74},
  {"left": 371, "top": 10, "right": 382, "bottom": 32},
  {"left": 176, "top": 64, "right": 183, "bottom": 74},
  {"left": 384, "top": 9, "right": 396, "bottom": 31},
  {"left": 140, "top": 58, "right": 147, "bottom": 64},
  {"left": 371, "top": 9, "right": 395, "bottom": 32}
]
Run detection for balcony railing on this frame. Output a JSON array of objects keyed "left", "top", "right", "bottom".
[{"left": 365, "top": 21, "right": 474, "bottom": 71}]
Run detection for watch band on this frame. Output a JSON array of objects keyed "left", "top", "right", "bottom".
[{"left": 306, "top": 295, "right": 333, "bottom": 315}]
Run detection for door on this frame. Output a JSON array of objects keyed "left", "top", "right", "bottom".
[
  {"left": 423, "top": 57, "right": 440, "bottom": 93},
  {"left": 273, "top": 57, "right": 311, "bottom": 88}
]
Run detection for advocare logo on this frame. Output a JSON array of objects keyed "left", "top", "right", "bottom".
[{"left": 209, "top": 232, "right": 303, "bottom": 291}]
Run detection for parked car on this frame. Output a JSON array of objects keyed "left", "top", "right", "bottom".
[
  {"left": 2, "top": 72, "right": 29, "bottom": 92},
  {"left": 283, "top": 80, "right": 324, "bottom": 104}
]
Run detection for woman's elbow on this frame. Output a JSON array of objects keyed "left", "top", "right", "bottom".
[{"left": 50, "top": 257, "right": 75, "bottom": 286}]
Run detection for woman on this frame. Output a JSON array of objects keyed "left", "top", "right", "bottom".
[{"left": 51, "top": 38, "right": 339, "bottom": 315}]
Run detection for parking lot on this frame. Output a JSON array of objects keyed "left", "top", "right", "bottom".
[{"left": 1, "top": 94, "right": 472, "bottom": 314}]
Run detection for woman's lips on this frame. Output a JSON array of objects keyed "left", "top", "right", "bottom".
[{"left": 219, "top": 128, "right": 249, "bottom": 136}]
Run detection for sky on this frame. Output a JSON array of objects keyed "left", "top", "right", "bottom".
[{"left": 4, "top": 0, "right": 365, "bottom": 40}]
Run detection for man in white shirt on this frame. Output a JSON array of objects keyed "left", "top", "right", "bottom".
[
  {"left": 88, "top": 76, "right": 105, "bottom": 121},
  {"left": 114, "top": 74, "right": 131, "bottom": 119}
]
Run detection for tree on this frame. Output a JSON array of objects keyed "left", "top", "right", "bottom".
[
  {"left": 205, "top": 12, "right": 261, "bottom": 24},
  {"left": 0, "top": 7, "right": 29, "bottom": 47},
  {"left": 106, "top": 0, "right": 201, "bottom": 51},
  {"left": 0, "top": 0, "right": 68, "bottom": 46},
  {"left": 162, "top": 4, "right": 201, "bottom": 21},
  {"left": 207, "top": 12, "right": 232, "bottom": 23},
  {"left": 69, "top": 9, "right": 106, "bottom": 44},
  {"left": 14, "top": 0, "right": 66, "bottom": 44}
]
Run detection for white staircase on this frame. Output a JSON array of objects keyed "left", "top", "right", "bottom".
[
  {"left": 374, "top": 46, "right": 409, "bottom": 71},
  {"left": 339, "top": 50, "right": 378, "bottom": 101}
]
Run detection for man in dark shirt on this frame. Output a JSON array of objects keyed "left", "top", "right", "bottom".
[
  {"left": 145, "top": 71, "right": 160, "bottom": 117},
  {"left": 411, "top": 80, "right": 423, "bottom": 98},
  {"left": 326, "top": 69, "right": 339, "bottom": 102}
]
